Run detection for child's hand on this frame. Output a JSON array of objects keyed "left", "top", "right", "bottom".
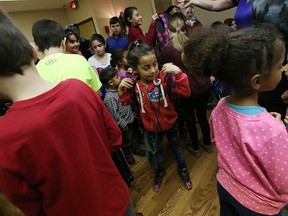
[
  {"left": 270, "top": 112, "right": 281, "bottom": 121},
  {"left": 161, "top": 63, "right": 181, "bottom": 75},
  {"left": 152, "top": 13, "right": 159, "bottom": 21},
  {"left": 118, "top": 78, "right": 134, "bottom": 95},
  {"left": 284, "top": 115, "right": 288, "bottom": 126},
  {"left": 281, "top": 90, "right": 288, "bottom": 100}
]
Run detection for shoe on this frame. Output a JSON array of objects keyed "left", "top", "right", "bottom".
[
  {"left": 124, "top": 153, "right": 135, "bottom": 165},
  {"left": 186, "top": 145, "right": 201, "bottom": 158},
  {"left": 153, "top": 171, "right": 165, "bottom": 192},
  {"left": 179, "top": 168, "right": 193, "bottom": 190},
  {"left": 200, "top": 143, "right": 213, "bottom": 154},
  {"left": 132, "top": 148, "right": 146, "bottom": 157}
]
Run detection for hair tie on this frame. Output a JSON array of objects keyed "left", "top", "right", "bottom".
[
  {"left": 119, "top": 11, "right": 124, "bottom": 19},
  {"left": 176, "top": 27, "right": 181, "bottom": 31},
  {"left": 133, "top": 40, "right": 140, "bottom": 46}
]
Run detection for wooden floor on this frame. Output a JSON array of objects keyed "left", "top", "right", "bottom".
[{"left": 130, "top": 131, "right": 220, "bottom": 216}]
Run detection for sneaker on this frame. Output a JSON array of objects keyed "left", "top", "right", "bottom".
[
  {"left": 179, "top": 169, "right": 193, "bottom": 190},
  {"left": 124, "top": 153, "right": 135, "bottom": 165},
  {"left": 186, "top": 145, "right": 201, "bottom": 158},
  {"left": 132, "top": 148, "right": 146, "bottom": 157},
  {"left": 200, "top": 143, "right": 213, "bottom": 154}
]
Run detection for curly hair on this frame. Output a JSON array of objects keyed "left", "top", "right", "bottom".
[{"left": 183, "top": 25, "right": 285, "bottom": 93}]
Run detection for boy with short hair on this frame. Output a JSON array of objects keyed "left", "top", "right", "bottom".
[
  {"left": 32, "top": 18, "right": 101, "bottom": 93},
  {"left": 106, "top": 16, "right": 128, "bottom": 53},
  {"left": 0, "top": 10, "right": 132, "bottom": 215},
  {"left": 100, "top": 67, "right": 145, "bottom": 164}
]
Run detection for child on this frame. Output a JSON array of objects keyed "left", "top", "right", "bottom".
[
  {"left": 100, "top": 67, "right": 137, "bottom": 164},
  {"left": 158, "top": 16, "right": 212, "bottom": 158},
  {"left": 88, "top": 33, "right": 111, "bottom": 71},
  {"left": 110, "top": 49, "right": 133, "bottom": 80},
  {"left": 123, "top": 6, "right": 158, "bottom": 45},
  {"left": 118, "top": 40, "right": 192, "bottom": 192},
  {"left": 0, "top": 10, "right": 131, "bottom": 215},
  {"left": 183, "top": 26, "right": 288, "bottom": 215},
  {"left": 64, "top": 29, "right": 81, "bottom": 55}
]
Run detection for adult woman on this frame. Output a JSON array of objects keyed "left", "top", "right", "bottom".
[{"left": 180, "top": 0, "right": 252, "bottom": 29}]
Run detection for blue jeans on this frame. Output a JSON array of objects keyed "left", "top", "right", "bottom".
[
  {"left": 217, "top": 182, "right": 282, "bottom": 216},
  {"left": 144, "top": 123, "right": 187, "bottom": 177}
]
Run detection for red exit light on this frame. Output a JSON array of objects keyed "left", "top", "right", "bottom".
[{"left": 70, "top": 1, "right": 78, "bottom": 9}]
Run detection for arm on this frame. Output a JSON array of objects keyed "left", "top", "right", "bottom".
[
  {"left": 0, "top": 193, "right": 25, "bottom": 216},
  {"left": 161, "top": 63, "right": 191, "bottom": 97},
  {"left": 184, "top": 0, "right": 236, "bottom": 12},
  {"left": 118, "top": 78, "right": 135, "bottom": 106},
  {"left": 129, "top": 23, "right": 156, "bottom": 45}
]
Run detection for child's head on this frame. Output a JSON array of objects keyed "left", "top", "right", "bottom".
[
  {"left": 109, "top": 17, "right": 123, "bottom": 36},
  {"left": 127, "top": 40, "right": 157, "bottom": 84},
  {"left": 65, "top": 23, "right": 80, "bottom": 37},
  {"left": 0, "top": 10, "right": 33, "bottom": 75},
  {"left": 224, "top": 18, "right": 237, "bottom": 31},
  {"left": 124, "top": 7, "right": 142, "bottom": 27},
  {"left": 110, "top": 49, "right": 129, "bottom": 69},
  {"left": 32, "top": 19, "right": 65, "bottom": 52},
  {"left": 168, "top": 16, "right": 188, "bottom": 52},
  {"left": 183, "top": 6, "right": 195, "bottom": 21},
  {"left": 90, "top": 34, "right": 108, "bottom": 57},
  {"left": 64, "top": 30, "right": 80, "bottom": 54},
  {"left": 183, "top": 26, "right": 286, "bottom": 95},
  {"left": 99, "top": 67, "right": 121, "bottom": 89}
]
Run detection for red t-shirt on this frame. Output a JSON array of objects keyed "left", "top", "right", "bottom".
[
  {"left": 128, "top": 22, "right": 156, "bottom": 45},
  {"left": 0, "top": 79, "right": 130, "bottom": 216}
]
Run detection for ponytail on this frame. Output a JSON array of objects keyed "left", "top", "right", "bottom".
[{"left": 168, "top": 16, "right": 188, "bottom": 52}]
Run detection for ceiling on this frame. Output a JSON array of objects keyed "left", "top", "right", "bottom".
[{"left": 0, "top": 0, "right": 74, "bottom": 12}]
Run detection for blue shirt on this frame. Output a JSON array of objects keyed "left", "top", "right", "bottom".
[
  {"left": 231, "top": 0, "right": 253, "bottom": 29},
  {"left": 106, "top": 34, "right": 128, "bottom": 53}
]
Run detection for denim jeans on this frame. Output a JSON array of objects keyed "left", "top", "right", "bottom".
[{"left": 144, "top": 123, "right": 187, "bottom": 176}]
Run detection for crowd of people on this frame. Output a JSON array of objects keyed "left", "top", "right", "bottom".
[{"left": 0, "top": 0, "right": 288, "bottom": 215}]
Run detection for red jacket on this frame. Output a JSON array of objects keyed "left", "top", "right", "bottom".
[
  {"left": 128, "top": 22, "right": 156, "bottom": 45},
  {"left": 119, "top": 71, "right": 190, "bottom": 132}
]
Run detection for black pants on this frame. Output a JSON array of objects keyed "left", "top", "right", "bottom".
[{"left": 181, "top": 91, "right": 211, "bottom": 150}]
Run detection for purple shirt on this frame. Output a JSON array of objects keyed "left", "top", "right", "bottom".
[
  {"left": 231, "top": 0, "right": 253, "bottom": 29},
  {"left": 106, "top": 34, "right": 128, "bottom": 53}
]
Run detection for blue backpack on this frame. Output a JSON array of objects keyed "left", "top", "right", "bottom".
[{"left": 212, "top": 79, "right": 231, "bottom": 100}]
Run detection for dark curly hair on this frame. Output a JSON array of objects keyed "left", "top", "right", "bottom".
[{"left": 183, "top": 25, "right": 285, "bottom": 93}]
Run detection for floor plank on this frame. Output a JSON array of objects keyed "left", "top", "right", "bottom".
[{"left": 130, "top": 131, "right": 220, "bottom": 216}]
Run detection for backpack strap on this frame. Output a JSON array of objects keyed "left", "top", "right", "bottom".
[{"left": 158, "top": 13, "right": 170, "bottom": 44}]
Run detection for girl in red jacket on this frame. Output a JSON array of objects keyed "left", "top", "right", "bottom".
[
  {"left": 123, "top": 6, "right": 158, "bottom": 45},
  {"left": 118, "top": 40, "right": 192, "bottom": 192}
]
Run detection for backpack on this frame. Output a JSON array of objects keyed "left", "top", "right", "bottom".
[
  {"left": 155, "top": 5, "right": 185, "bottom": 55},
  {"left": 211, "top": 79, "right": 231, "bottom": 100}
]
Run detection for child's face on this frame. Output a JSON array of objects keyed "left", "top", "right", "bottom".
[
  {"left": 129, "top": 10, "right": 143, "bottom": 27},
  {"left": 120, "top": 51, "right": 129, "bottom": 67},
  {"left": 66, "top": 34, "right": 80, "bottom": 54},
  {"left": 110, "top": 22, "right": 122, "bottom": 36},
  {"left": 261, "top": 47, "right": 286, "bottom": 91},
  {"left": 109, "top": 74, "right": 121, "bottom": 88},
  {"left": 91, "top": 40, "right": 105, "bottom": 56},
  {"left": 136, "top": 52, "right": 158, "bottom": 85}
]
